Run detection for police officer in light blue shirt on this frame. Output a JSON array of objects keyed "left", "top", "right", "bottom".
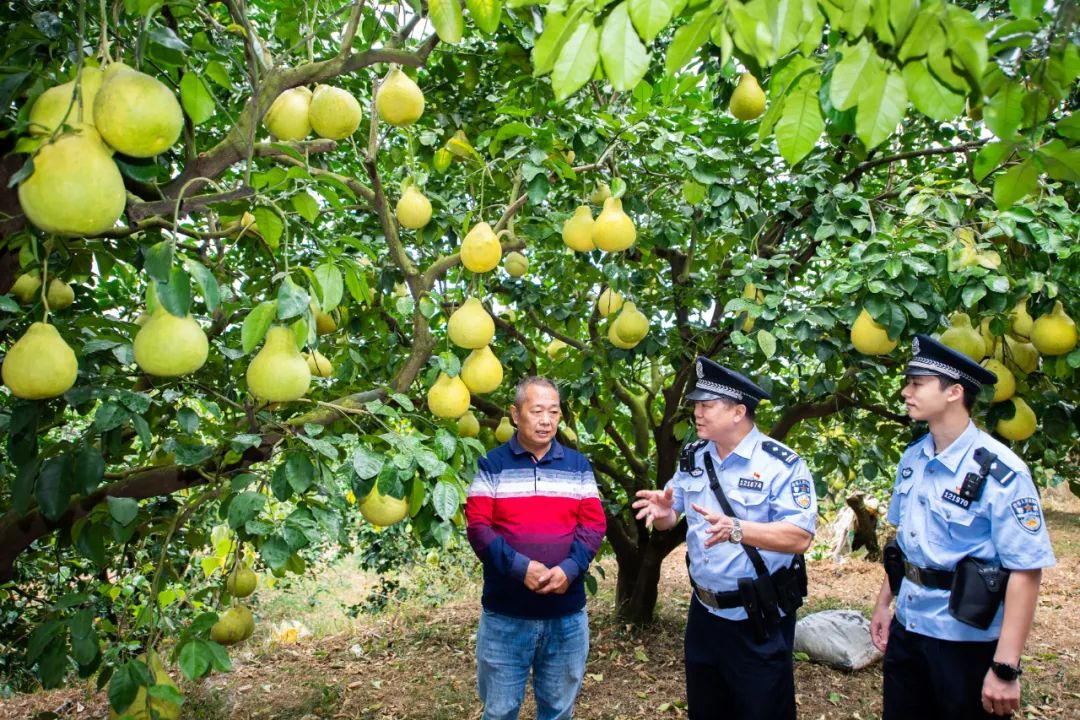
[
  {"left": 633, "top": 357, "right": 816, "bottom": 720},
  {"left": 870, "top": 335, "right": 1056, "bottom": 719}
]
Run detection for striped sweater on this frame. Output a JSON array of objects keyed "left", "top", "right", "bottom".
[{"left": 465, "top": 434, "right": 607, "bottom": 618}]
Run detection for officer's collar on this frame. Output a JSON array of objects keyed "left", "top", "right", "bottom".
[
  {"left": 509, "top": 433, "right": 564, "bottom": 461},
  {"left": 919, "top": 420, "right": 978, "bottom": 472},
  {"left": 709, "top": 425, "right": 760, "bottom": 463}
]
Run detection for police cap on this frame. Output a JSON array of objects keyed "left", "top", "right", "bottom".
[
  {"left": 905, "top": 334, "right": 997, "bottom": 390},
  {"left": 685, "top": 357, "right": 771, "bottom": 409}
]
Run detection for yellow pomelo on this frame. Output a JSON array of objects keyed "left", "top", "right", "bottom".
[
  {"left": 608, "top": 320, "right": 638, "bottom": 350},
  {"left": 730, "top": 73, "right": 766, "bottom": 121},
  {"left": 590, "top": 183, "right": 611, "bottom": 204},
  {"left": 546, "top": 338, "right": 568, "bottom": 359},
  {"left": 211, "top": 605, "right": 255, "bottom": 645},
  {"left": 305, "top": 350, "right": 334, "bottom": 378},
  {"left": 994, "top": 335, "right": 1039, "bottom": 375},
  {"left": 2, "top": 322, "right": 78, "bottom": 399},
  {"left": 461, "top": 221, "right": 501, "bottom": 273},
  {"left": 996, "top": 397, "right": 1036, "bottom": 442},
  {"left": 376, "top": 66, "right": 424, "bottom": 126},
  {"left": 396, "top": 185, "right": 432, "bottom": 229},
  {"left": 597, "top": 288, "right": 623, "bottom": 318},
  {"left": 11, "top": 273, "right": 42, "bottom": 304},
  {"left": 613, "top": 302, "right": 649, "bottom": 344},
  {"left": 981, "top": 358, "right": 1015, "bottom": 403},
  {"left": 448, "top": 297, "right": 494, "bottom": 348},
  {"left": 314, "top": 308, "right": 337, "bottom": 335},
  {"left": 561, "top": 426, "right": 578, "bottom": 444},
  {"left": 427, "top": 372, "right": 470, "bottom": 418},
  {"left": 741, "top": 282, "right": 764, "bottom": 333},
  {"left": 108, "top": 652, "right": 180, "bottom": 720},
  {"left": 939, "top": 312, "right": 986, "bottom": 360},
  {"left": 133, "top": 309, "right": 208, "bottom": 377},
  {"left": 18, "top": 133, "right": 126, "bottom": 236},
  {"left": 461, "top": 345, "right": 503, "bottom": 394},
  {"left": 359, "top": 484, "right": 409, "bottom": 526},
  {"left": 504, "top": 252, "right": 528, "bottom": 277},
  {"left": 495, "top": 416, "right": 514, "bottom": 443},
  {"left": 1030, "top": 301, "right": 1077, "bottom": 356},
  {"left": 851, "top": 308, "right": 897, "bottom": 355},
  {"left": 562, "top": 206, "right": 596, "bottom": 252},
  {"left": 1010, "top": 299, "right": 1034, "bottom": 339},
  {"left": 94, "top": 66, "right": 183, "bottom": 157},
  {"left": 593, "top": 197, "right": 636, "bottom": 252},
  {"left": 433, "top": 147, "right": 453, "bottom": 172},
  {"left": 247, "top": 326, "right": 311, "bottom": 402},
  {"left": 308, "top": 84, "right": 362, "bottom": 139},
  {"left": 226, "top": 564, "right": 257, "bottom": 598},
  {"left": 264, "top": 87, "right": 313, "bottom": 141},
  {"left": 28, "top": 68, "right": 104, "bottom": 137},
  {"left": 458, "top": 410, "right": 480, "bottom": 438},
  {"left": 46, "top": 279, "right": 75, "bottom": 311}
]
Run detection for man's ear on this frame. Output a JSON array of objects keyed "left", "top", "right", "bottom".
[
  {"left": 945, "top": 382, "right": 965, "bottom": 404},
  {"left": 510, "top": 404, "right": 520, "bottom": 424}
]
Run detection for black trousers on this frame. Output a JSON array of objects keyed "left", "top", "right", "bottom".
[
  {"left": 883, "top": 619, "right": 1005, "bottom": 720},
  {"left": 684, "top": 597, "right": 797, "bottom": 720}
]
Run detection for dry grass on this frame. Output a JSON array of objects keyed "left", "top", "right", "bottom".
[{"left": 3, "top": 489, "right": 1078, "bottom": 720}]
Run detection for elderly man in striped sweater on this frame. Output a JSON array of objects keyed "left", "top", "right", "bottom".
[{"left": 465, "top": 376, "right": 607, "bottom": 720}]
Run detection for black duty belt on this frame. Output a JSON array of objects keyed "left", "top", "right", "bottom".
[
  {"left": 902, "top": 560, "right": 953, "bottom": 590},
  {"left": 693, "top": 585, "right": 744, "bottom": 610}
]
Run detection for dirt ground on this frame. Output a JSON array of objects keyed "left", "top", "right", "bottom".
[{"left": 3, "top": 489, "right": 1079, "bottom": 720}]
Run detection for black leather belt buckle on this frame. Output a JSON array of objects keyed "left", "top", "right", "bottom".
[
  {"left": 904, "top": 562, "right": 922, "bottom": 586},
  {"left": 695, "top": 587, "right": 719, "bottom": 609}
]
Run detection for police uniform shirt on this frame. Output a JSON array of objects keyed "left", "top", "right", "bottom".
[
  {"left": 887, "top": 421, "right": 1056, "bottom": 641},
  {"left": 665, "top": 426, "right": 817, "bottom": 621}
]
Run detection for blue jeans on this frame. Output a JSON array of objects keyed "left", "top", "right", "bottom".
[{"left": 476, "top": 607, "right": 590, "bottom": 720}]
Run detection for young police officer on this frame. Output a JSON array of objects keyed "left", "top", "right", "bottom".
[
  {"left": 633, "top": 358, "right": 816, "bottom": 720},
  {"left": 871, "top": 335, "right": 1056, "bottom": 718}
]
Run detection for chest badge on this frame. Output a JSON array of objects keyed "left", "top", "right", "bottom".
[
  {"left": 791, "top": 478, "right": 812, "bottom": 509},
  {"left": 941, "top": 489, "right": 971, "bottom": 509},
  {"left": 1011, "top": 497, "right": 1043, "bottom": 534},
  {"left": 738, "top": 477, "right": 764, "bottom": 491}
]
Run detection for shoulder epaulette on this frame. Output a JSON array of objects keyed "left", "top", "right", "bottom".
[
  {"left": 762, "top": 440, "right": 799, "bottom": 466},
  {"left": 905, "top": 432, "right": 928, "bottom": 449},
  {"left": 973, "top": 447, "right": 1016, "bottom": 486}
]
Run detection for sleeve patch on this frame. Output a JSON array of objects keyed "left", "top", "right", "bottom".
[
  {"left": 1011, "top": 497, "right": 1043, "bottom": 534},
  {"left": 791, "top": 478, "right": 812, "bottom": 509},
  {"left": 762, "top": 440, "right": 799, "bottom": 465}
]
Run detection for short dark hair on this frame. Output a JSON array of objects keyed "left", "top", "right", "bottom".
[
  {"left": 936, "top": 377, "right": 977, "bottom": 411},
  {"left": 717, "top": 396, "right": 756, "bottom": 421},
  {"left": 514, "top": 376, "right": 560, "bottom": 408}
]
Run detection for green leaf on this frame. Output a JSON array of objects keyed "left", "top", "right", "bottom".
[
  {"left": 902, "top": 61, "right": 964, "bottom": 122},
  {"left": 73, "top": 447, "right": 105, "bottom": 495},
  {"left": 756, "top": 329, "right": 777, "bottom": 358},
  {"left": 242, "top": 300, "right": 277, "bottom": 353},
  {"left": 252, "top": 207, "right": 283, "bottom": 249},
  {"left": 156, "top": 267, "right": 192, "bottom": 317},
  {"left": 144, "top": 241, "right": 174, "bottom": 283},
  {"left": 601, "top": 4, "right": 650, "bottom": 92},
  {"left": 829, "top": 40, "right": 874, "bottom": 111},
  {"left": 1009, "top": 0, "right": 1040, "bottom": 19},
  {"left": 108, "top": 661, "right": 140, "bottom": 713},
  {"left": 944, "top": 6, "right": 987, "bottom": 89},
  {"left": 352, "top": 447, "right": 385, "bottom": 480},
  {"left": 628, "top": 0, "right": 676, "bottom": 43},
  {"left": 259, "top": 535, "right": 292, "bottom": 571},
  {"left": 107, "top": 496, "right": 139, "bottom": 526},
  {"left": 179, "top": 640, "right": 212, "bottom": 680},
  {"left": 973, "top": 142, "right": 1015, "bottom": 183},
  {"left": 204, "top": 60, "right": 233, "bottom": 89},
  {"left": 291, "top": 191, "right": 319, "bottom": 223},
  {"left": 185, "top": 258, "right": 220, "bottom": 312},
  {"left": 466, "top": 0, "right": 502, "bottom": 34},
  {"left": 533, "top": 11, "right": 574, "bottom": 77},
  {"left": 681, "top": 180, "right": 706, "bottom": 205},
  {"left": 985, "top": 81, "right": 1024, "bottom": 140},
  {"left": 855, "top": 65, "right": 907, "bottom": 150},
  {"left": 429, "top": 0, "right": 464, "bottom": 44},
  {"left": 775, "top": 81, "right": 823, "bottom": 166},
  {"left": 432, "top": 480, "right": 460, "bottom": 520},
  {"left": 552, "top": 19, "right": 599, "bottom": 101},
  {"left": 313, "top": 263, "right": 343, "bottom": 312},
  {"left": 1036, "top": 141, "right": 1080, "bottom": 183},
  {"left": 992, "top": 158, "right": 1039, "bottom": 210},
  {"left": 664, "top": 9, "right": 713, "bottom": 75},
  {"left": 276, "top": 277, "right": 310, "bottom": 320},
  {"left": 284, "top": 452, "right": 315, "bottom": 494},
  {"left": 1056, "top": 113, "right": 1080, "bottom": 141},
  {"left": 227, "top": 491, "right": 266, "bottom": 529},
  {"left": 768, "top": 0, "right": 817, "bottom": 59},
  {"left": 36, "top": 455, "right": 72, "bottom": 522},
  {"left": 179, "top": 73, "right": 215, "bottom": 125}
]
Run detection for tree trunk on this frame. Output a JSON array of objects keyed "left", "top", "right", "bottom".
[{"left": 613, "top": 526, "right": 687, "bottom": 624}]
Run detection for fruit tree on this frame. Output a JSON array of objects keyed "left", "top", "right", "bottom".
[{"left": 1, "top": 0, "right": 1078, "bottom": 709}]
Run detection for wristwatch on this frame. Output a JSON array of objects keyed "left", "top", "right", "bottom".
[
  {"left": 990, "top": 661, "right": 1022, "bottom": 681},
  {"left": 729, "top": 517, "right": 743, "bottom": 544}
]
